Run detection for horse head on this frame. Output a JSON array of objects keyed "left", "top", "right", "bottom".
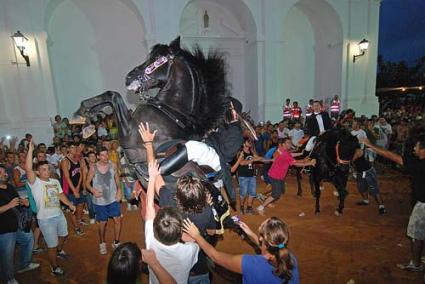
[
  {"left": 126, "top": 36, "right": 230, "bottom": 136},
  {"left": 126, "top": 37, "right": 181, "bottom": 97}
]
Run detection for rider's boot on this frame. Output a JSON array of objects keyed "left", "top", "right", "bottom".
[{"left": 159, "top": 144, "right": 188, "bottom": 176}]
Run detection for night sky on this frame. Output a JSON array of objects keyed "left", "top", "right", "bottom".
[{"left": 378, "top": 0, "right": 425, "bottom": 64}]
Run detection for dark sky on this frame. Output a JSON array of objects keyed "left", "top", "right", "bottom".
[{"left": 378, "top": 0, "right": 425, "bottom": 64}]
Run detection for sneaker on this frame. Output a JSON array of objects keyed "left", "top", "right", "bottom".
[
  {"left": 131, "top": 205, "right": 138, "bottom": 211},
  {"left": 127, "top": 203, "right": 132, "bottom": 211},
  {"left": 51, "top": 266, "right": 65, "bottom": 276},
  {"left": 99, "top": 242, "right": 107, "bottom": 255},
  {"left": 83, "top": 209, "right": 89, "bottom": 215},
  {"left": 79, "top": 220, "right": 89, "bottom": 226},
  {"left": 57, "top": 250, "right": 70, "bottom": 259},
  {"left": 397, "top": 261, "right": 424, "bottom": 272},
  {"left": 17, "top": 262, "right": 40, "bottom": 273},
  {"left": 112, "top": 241, "right": 121, "bottom": 249},
  {"left": 89, "top": 218, "right": 96, "bottom": 224},
  {"left": 75, "top": 228, "right": 85, "bottom": 236},
  {"left": 257, "top": 193, "right": 265, "bottom": 202},
  {"left": 379, "top": 207, "right": 387, "bottom": 215},
  {"left": 256, "top": 205, "right": 265, "bottom": 212},
  {"left": 356, "top": 200, "right": 369, "bottom": 206},
  {"left": 6, "top": 278, "right": 19, "bottom": 284},
  {"left": 32, "top": 247, "right": 44, "bottom": 254}
]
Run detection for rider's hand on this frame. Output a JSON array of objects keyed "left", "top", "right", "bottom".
[{"left": 138, "top": 122, "right": 157, "bottom": 143}]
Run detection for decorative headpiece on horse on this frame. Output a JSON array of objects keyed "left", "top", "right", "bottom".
[{"left": 126, "top": 37, "right": 181, "bottom": 100}]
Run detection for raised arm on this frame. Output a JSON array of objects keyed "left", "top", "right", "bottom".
[
  {"left": 146, "top": 160, "right": 160, "bottom": 221},
  {"left": 139, "top": 122, "right": 165, "bottom": 194},
  {"left": 361, "top": 138, "right": 403, "bottom": 165},
  {"left": 183, "top": 219, "right": 243, "bottom": 274},
  {"left": 25, "top": 139, "right": 36, "bottom": 185}
]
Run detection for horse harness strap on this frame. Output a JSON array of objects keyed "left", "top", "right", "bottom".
[{"left": 146, "top": 98, "right": 196, "bottom": 130}]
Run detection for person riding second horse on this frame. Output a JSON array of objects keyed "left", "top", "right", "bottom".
[
  {"left": 304, "top": 100, "right": 332, "bottom": 152},
  {"left": 137, "top": 100, "right": 244, "bottom": 208}
]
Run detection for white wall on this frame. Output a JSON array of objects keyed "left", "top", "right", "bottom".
[
  {"left": 47, "top": 0, "right": 148, "bottom": 117},
  {"left": 0, "top": 0, "right": 381, "bottom": 143},
  {"left": 282, "top": 6, "right": 315, "bottom": 109}
]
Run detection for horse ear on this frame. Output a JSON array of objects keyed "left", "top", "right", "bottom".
[{"left": 169, "top": 36, "right": 181, "bottom": 53}]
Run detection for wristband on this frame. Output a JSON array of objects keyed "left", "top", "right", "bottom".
[{"left": 144, "top": 141, "right": 153, "bottom": 144}]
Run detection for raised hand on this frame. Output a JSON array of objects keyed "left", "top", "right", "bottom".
[
  {"left": 148, "top": 160, "right": 160, "bottom": 180},
  {"left": 138, "top": 121, "right": 157, "bottom": 143}
]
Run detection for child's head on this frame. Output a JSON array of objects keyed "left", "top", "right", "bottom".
[
  {"left": 176, "top": 176, "right": 207, "bottom": 214},
  {"left": 154, "top": 207, "right": 183, "bottom": 245},
  {"left": 107, "top": 242, "right": 141, "bottom": 284},
  {"left": 258, "top": 217, "right": 293, "bottom": 281}
]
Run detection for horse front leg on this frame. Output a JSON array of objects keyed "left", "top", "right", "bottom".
[
  {"left": 309, "top": 174, "right": 321, "bottom": 215},
  {"left": 334, "top": 175, "right": 349, "bottom": 216},
  {"left": 296, "top": 168, "right": 302, "bottom": 197}
]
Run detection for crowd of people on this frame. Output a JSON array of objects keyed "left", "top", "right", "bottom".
[{"left": 1, "top": 96, "right": 425, "bottom": 283}]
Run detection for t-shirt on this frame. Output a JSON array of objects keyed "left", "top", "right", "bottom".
[
  {"left": 268, "top": 148, "right": 295, "bottom": 180},
  {"left": 289, "top": 129, "right": 304, "bottom": 146},
  {"left": 277, "top": 128, "right": 290, "bottom": 139},
  {"left": 403, "top": 154, "right": 425, "bottom": 202},
  {"left": 238, "top": 151, "right": 255, "bottom": 177},
  {"left": 0, "top": 185, "right": 19, "bottom": 234},
  {"left": 158, "top": 185, "right": 216, "bottom": 275},
  {"left": 145, "top": 219, "right": 199, "bottom": 284},
  {"left": 29, "top": 177, "right": 63, "bottom": 220},
  {"left": 242, "top": 254, "right": 299, "bottom": 284},
  {"left": 351, "top": 129, "right": 367, "bottom": 149}
]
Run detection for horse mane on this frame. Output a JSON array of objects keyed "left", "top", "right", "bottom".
[{"left": 149, "top": 44, "right": 229, "bottom": 135}]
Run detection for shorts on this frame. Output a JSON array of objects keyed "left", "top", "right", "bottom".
[
  {"left": 239, "top": 176, "right": 256, "bottom": 197},
  {"left": 407, "top": 201, "right": 425, "bottom": 240},
  {"left": 38, "top": 213, "right": 68, "bottom": 248},
  {"left": 356, "top": 167, "right": 380, "bottom": 195},
  {"left": 68, "top": 193, "right": 86, "bottom": 206},
  {"left": 270, "top": 178, "right": 285, "bottom": 200},
  {"left": 94, "top": 202, "right": 121, "bottom": 222}
]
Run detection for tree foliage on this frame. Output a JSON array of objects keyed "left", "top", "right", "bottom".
[{"left": 377, "top": 55, "right": 425, "bottom": 88}]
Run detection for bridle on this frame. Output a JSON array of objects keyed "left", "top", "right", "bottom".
[{"left": 136, "top": 54, "right": 175, "bottom": 100}]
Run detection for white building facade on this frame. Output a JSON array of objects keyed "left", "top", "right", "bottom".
[{"left": 0, "top": 0, "right": 381, "bottom": 143}]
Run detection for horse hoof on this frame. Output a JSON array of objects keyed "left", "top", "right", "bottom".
[
  {"left": 315, "top": 210, "right": 320, "bottom": 216},
  {"left": 334, "top": 210, "right": 343, "bottom": 217}
]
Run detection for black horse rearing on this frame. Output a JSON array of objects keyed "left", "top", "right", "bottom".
[
  {"left": 74, "top": 37, "right": 230, "bottom": 166},
  {"left": 309, "top": 128, "right": 359, "bottom": 216}
]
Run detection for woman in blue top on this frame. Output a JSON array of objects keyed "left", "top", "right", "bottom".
[{"left": 183, "top": 217, "right": 299, "bottom": 284}]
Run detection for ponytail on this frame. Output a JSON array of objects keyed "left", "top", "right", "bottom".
[{"left": 268, "top": 246, "right": 293, "bottom": 283}]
